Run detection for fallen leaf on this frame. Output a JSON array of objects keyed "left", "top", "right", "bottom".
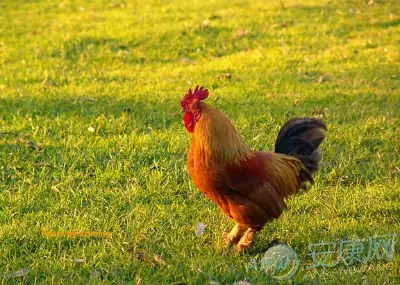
[
  {"left": 154, "top": 254, "right": 167, "bottom": 266},
  {"left": 180, "top": 57, "right": 196, "bottom": 64},
  {"left": 216, "top": 73, "right": 232, "bottom": 80},
  {"left": 202, "top": 19, "right": 210, "bottom": 27},
  {"left": 72, "top": 258, "right": 86, "bottom": 263},
  {"left": 235, "top": 29, "right": 248, "bottom": 38},
  {"left": 369, "top": 17, "right": 377, "bottom": 24},
  {"left": 196, "top": 19, "right": 210, "bottom": 30},
  {"left": 195, "top": 223, "right": 206, "bottom": 237},
  {"left": 232, "top": 281, "right": 251, "bottom": 285},
  {"left": 88, "top": 126, "right": 95, "bottom": 133},
  {"left": 7, "top": 269, "right": 29, "bottom": 278}
]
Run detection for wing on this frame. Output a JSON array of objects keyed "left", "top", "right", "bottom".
[{"left": 224, "top": 151, "right": 306, "bottom": 224}]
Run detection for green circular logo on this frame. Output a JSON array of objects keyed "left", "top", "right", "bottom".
[{"left": 260, "top": 243, "right": 299, "bottom": 280}]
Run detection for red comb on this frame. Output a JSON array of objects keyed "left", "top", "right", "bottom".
[{"left": 181, "top": 85, "right": 209, "bottom": 110}]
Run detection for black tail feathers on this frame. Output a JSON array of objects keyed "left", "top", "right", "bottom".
[{"left": 275, "top": 117, "right": 327, "bottom": 175}]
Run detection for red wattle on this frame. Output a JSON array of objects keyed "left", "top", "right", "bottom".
[{"left": 183, "top": 112, "right": 195, "bottom": 133}]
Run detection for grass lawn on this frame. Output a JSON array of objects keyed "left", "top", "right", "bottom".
[{"left": 0, "top": 0, "right": 399, "bottom": 284}]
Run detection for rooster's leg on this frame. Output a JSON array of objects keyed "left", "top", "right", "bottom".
[
  {"left": 236, "top": 228, "right": 257, "bottom": 252},
  {"left": 223, "top": 224, "right": 246, "bottom": 246}
]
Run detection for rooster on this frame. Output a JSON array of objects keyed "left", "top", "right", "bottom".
[{"left": 181, "top": 86, "right": 326, "bottom": 251}]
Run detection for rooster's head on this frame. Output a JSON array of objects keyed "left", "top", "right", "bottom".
[{"left": 180, "top": 85, "right": 209, "bottom": 133}]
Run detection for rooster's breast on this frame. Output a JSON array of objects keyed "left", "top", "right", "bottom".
[{"left": 187, "top": 151, "right": 232, "bottom": 218}]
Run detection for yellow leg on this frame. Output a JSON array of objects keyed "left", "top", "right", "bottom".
[
  {"left": 223, "top": 224, "right": 247, "bottom": 246},
  {"left": 236, "top": 228, "right": 257, "bottom": 252}
]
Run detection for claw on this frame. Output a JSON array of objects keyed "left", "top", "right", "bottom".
[
  {"left": 223, "top": 224, "right": 247, "bottom": 247},
  {"left": 236, "top": 228, "right": 257, "bottom": 252}
]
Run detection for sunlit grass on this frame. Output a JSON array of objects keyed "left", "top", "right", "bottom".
[{"left": 0, "top": 0, "right": 399, "bottom": 284}]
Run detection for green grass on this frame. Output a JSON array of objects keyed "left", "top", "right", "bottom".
[{"left": 0, "top": 0, "right": 399, "bottom": 284}]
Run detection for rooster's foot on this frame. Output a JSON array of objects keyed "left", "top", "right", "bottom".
[
  {"left": 223, "top": 224, "right": 246, "bottom": 246},
  {"left": 236, "top": 228, "right": 257, "bottom": 252}
]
